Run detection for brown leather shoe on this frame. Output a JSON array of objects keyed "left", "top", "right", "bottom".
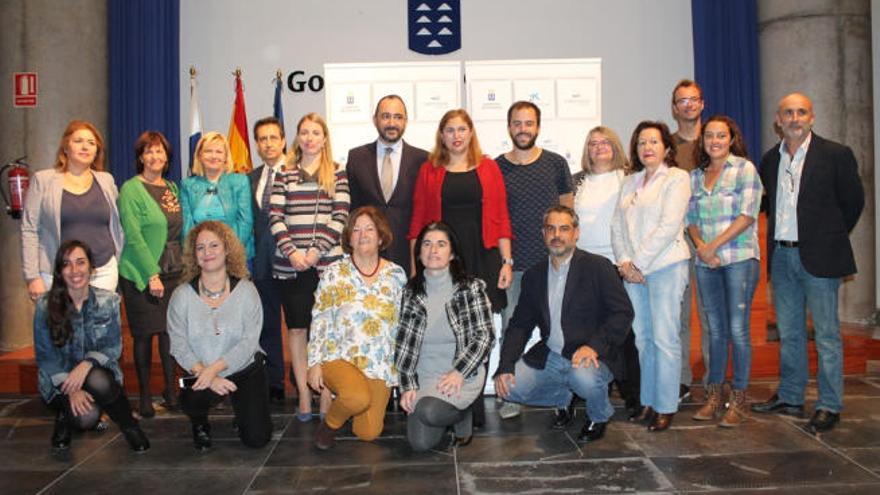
[
  {"left": 648, "top": 413, "right": 674, "bottom": 432},
  {"left": 315, "top": 420, "right": 339, "bottom": 450},
  {"left": 693, "top": 383, "right": 723, "bottom": 421},
  {"left": 719, "top": 389, "right": 748, "bottom": 428},
  {"left": 629, "top": 406, "right": 655, "bottom": 423}
]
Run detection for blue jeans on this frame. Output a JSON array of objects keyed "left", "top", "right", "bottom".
[
  {"left": 625, "top": 261, "right": 688, "bottom": 414},
  {"left": 771, "top": 246, "right": 843, "bottom": 412},
  {"left": 695, "top": 259, "right": 759, "bottom": 390},
  {"left": 506, "top": 351, "right": 615, "bottom": 423}
]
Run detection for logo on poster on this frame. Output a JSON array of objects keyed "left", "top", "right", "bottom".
[
  {"left": 487, "top": 90, "right": 496, "bottom": 102},
  {"left": 408, "top": 0, "right": 461, "bottom": 55}
]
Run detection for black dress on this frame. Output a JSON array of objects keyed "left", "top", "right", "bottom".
[
  {"left": 121, "top": 182, "right": 183, "bottom": 336},
  {"left": 441, "top": 169, "right": 506, "bottom": 312}
]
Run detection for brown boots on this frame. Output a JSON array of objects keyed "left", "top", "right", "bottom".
[
  {"left": 692, "top": 383, "right": 722, "bottom": 421},
  {"left": 692, "top": 384, "right": 748, "bottom": 427},
  {"left": 719, "top": 389, "right": 748, "bottom": 428}
]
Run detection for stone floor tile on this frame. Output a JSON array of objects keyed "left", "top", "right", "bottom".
[
  {"left": 458, "top": 458, "right": 674, "bottom": 494},
  {"left": 652, "top": 449, "right": 879, "bottom": 491}
]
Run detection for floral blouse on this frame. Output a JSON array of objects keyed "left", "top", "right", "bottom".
[{"left": 308, "top": 256, "right": 407, "bottom": 386}]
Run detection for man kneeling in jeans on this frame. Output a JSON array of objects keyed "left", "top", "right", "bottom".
[{"left": 494, "top": 205, "right": 634, "bottom": 443}]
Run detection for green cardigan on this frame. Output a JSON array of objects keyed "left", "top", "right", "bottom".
[{"left": 118, "top": 177, "right": 179, "bottom": 291}]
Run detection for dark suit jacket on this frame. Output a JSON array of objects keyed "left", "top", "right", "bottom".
[
  {"left": 346, "top": 140, "right": 428, "bottom": 269},
  {"left": 760, "top": 133, "right": 864, "bottom": 278},
  {"left": 497, "top": 249, "right": 634, "bottom": 379},
  {"left": 249, "top": 165, "right": 277, "bottom": 281}
]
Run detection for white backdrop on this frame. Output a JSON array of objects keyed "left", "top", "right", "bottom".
[{"left": 179, "top": 0, "right": 693, "bottom": 166}]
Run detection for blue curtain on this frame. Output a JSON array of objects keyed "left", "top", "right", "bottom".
[
  {"left": 108, "top": 0, "right": 181, "bottom": 185},
  {"left": 691, "top": 0, "right": 762, "bottom": 164}
]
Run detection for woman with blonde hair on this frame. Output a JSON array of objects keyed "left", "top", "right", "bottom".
[
  {"left": 572, "top": 126, "right": 630, "bottom": 261},
  {"left": 167, "top": 220, "right": 270, "bottom": 451},
  {"left": 21, "top": 120, "right": 124, "bottom": 300},
  {"left": 269, "top": 112, "right": 349, "bottom": 421},
  {"left": 572, "top": 125, "right": 640, "bottom": 415},
  {"left": 180, "top": 131, "right": 254, "bottom": 259}
]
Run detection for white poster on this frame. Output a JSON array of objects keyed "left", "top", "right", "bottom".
[
  {"left": 324, "top": 62, "right": 462, "bottom": 163},
  {"left": 465, "top": 58, "right": 602, "bottom": 173}
]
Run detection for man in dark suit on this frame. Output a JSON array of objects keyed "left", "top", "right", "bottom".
[
  {"left": 752, "top": 93, "right": 864, "bottom": 434},
  {"left": 346, "top": 95, "right": 428, "bottom": 271},
  {"left": 249, "top": 116, "right": 288, "bottom": 404},
  {"left": 494, "top": 205, "right": 634, "bottom": 444}
]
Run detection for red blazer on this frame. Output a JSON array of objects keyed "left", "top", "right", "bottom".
[{"left": 408, "top": 156, "right": 512, "bottom": 248}]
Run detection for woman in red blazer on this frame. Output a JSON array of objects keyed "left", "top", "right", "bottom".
[
  {"left": 408, "top": 109, "right": 513, "bottom": 313},
  {"left": 408, "top": 108, "right": 512, "bottom": 429}
]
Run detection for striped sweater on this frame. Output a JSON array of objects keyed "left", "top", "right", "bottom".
[{"left": 268, "top": 166, "right": 350, "bottom": 278}]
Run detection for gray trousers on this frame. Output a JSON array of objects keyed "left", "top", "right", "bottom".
[{"left": 406, "top": 397, "right": 472, "bottom": 452}]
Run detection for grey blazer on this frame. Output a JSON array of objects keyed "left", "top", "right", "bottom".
[{"left": 20, "top": 168, "right": 124, "bottom": 281}]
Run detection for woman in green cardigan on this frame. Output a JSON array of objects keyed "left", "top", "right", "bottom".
[{"left": 118, "top": 131, "right": 183, "bottom": 418}]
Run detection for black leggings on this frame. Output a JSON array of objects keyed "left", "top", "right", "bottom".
[
  {"left": 133, "top": 333, "right": 176, "bottom": 398},
  {"left": 180, "top": 355, "right": 272, "bottom": 448},
  {"left": 50, "top": 366, "right": 137, "bottom": 430},
  {"left": 406, "top": 397, "right": 472, "bottom": 452}
]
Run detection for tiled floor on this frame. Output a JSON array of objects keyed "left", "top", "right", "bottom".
[{"left": 2, "top": 375, "right": 879, "bottom": 494}]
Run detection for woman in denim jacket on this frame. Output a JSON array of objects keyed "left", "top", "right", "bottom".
[{"left": 34, "top": 239, "right": 149, "bottom": 452}]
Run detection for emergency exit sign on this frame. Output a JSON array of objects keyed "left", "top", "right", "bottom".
[{"left": 14, "top": 72, "right": 38, "bottom": 107}]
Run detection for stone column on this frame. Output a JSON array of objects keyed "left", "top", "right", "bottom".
[
  {"left": 0, "top": 0, "right": 108, "bottom": 350},
  {"left": 758, "top": 0, "right": 875, "bottom": 322}
]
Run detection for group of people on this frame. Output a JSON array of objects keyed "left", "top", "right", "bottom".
[{"left": 22, "top": 79, "right": 863, "bottom": 455}]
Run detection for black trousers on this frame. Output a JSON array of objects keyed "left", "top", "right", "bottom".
[
  {"left": 180, "top": 355, "right": 272, "bottom": 448},
  {"left": 254, "top": 277, "right": 284, "bottom": 390}
]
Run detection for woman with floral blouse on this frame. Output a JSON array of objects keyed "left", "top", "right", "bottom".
[{"left": 308, "top": 207, "right": 407, "bottom": 449}]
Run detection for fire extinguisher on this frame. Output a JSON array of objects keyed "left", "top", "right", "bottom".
[{"left": 1, "top": 157, "right": 30, "bottom": 219}]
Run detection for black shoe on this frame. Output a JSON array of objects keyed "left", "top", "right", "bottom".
[
  {"left": 269, "top": 386, "right": 285, "bottom": 405},
  {"left": 678, "top": 384, "right": 691, "bottom": 404},
  {"left": 192, "top": 423, "right": 212, "bottom": 451},
  {"left": 629, "top": 405, "right": 655, "bottom": 423},
  {"left": 121, "top": 426, "right": 150, "bottom": 452},
  {"left": 551, "top": 404, "right": 575, "bottom": 429},
  {"left": 472, "top": 411, "right": 485, "bottom": 429},
  {"left": 139, "top": 398, "right": 155, "bottom": 419},
  {"left": 750, "top": 394, "right": 804, "bottom": 417},
  {"left": 51, "top": 409, "right": 72, "bottom": 450},
  {"left": 805, "top": 409, "right": 840, "bottom": 434},
  {"left": 453, "top": 434, "right": 473, "bottom": 447},
  {"left": 576, "top": 421, "right": 607, "bottom": 443},
  {"left": 161, "top": 389, "right": 179, "bottom": 411}
]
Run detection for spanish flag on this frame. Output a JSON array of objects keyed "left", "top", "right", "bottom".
[{"left": 227, "top": 70, "right": 252, "bottom": 173}]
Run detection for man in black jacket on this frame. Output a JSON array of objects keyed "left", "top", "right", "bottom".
[
  {"left": 494, "top": 205, "right": 634, "bottom": 443},
  {"left": 752, "top": 93, "right": 864, "bottom": 434},
  {"left": 346, "top": 95, "right": 428, "bottom": 271},
  {"left": 248, "top": 116, "right": 288, "bottom": 403}
]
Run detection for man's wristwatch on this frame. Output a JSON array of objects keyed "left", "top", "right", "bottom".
[{"left": 502, "top": 257, "right": 514, "bottom": 267}]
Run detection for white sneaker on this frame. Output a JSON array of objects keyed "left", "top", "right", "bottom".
[{"left": 498, "top": 401, "right": 522, "bottom": 419}]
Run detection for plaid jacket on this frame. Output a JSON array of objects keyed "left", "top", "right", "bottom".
[{"left": 394, "top": 277, "right": 495, "bottom": 391}]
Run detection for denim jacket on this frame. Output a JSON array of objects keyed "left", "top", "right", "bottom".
[{"left": 33, "top": 287, "right": 123, "bottom": 403}]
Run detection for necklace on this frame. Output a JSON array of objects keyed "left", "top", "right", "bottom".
[
  {"left": 200, "top": 277, "right": 227, "bottom": 300},
  {"left": 351, "top": 257, "right": 380, "bottom": 278}
]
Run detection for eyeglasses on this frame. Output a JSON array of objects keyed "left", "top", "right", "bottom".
[
  {"left": 675, "top": 96, "right": 702, "bottom": 107},
  {"left": 588, "top": 140, "right": 612, "bottom": 149}
]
